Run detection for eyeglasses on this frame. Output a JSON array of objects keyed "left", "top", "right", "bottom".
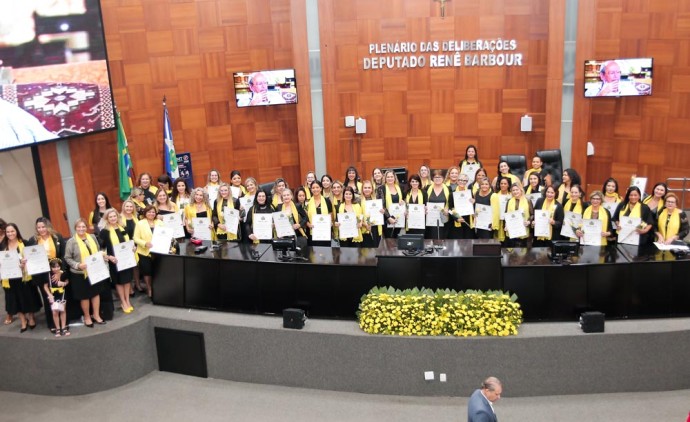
[{"left": 459, "top": 179, "right": 469, "bottom": 183}]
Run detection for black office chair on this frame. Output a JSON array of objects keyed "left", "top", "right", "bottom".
[
  {"left": 536, "top": 149, "right": 563, "bottom": 187},
  {"left": 498, "top": 154, "right": 527, "bottom": 183}
]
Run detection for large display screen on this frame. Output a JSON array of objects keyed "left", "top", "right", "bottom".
[
  {"left": 584, "top": 58, "right": 653, "bottom": 98},
  {"left": 0, "top": 0, "right": 114, "bottom": 152},
  {"left": 233, "top": 69, "right": 297, "bottom": 108}
]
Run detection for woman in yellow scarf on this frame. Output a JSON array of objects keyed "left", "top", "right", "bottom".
[
  {"left": 212, "top": 183, "right": 241, "bottom": 241},
  {"left": 99, "top": 209, "right": 135, "bottom": 313},
  {"left": 531, "top": 185, "right": 564, "bottom": 247},
  {"left": 133, "top": 205, "right": 163, "bottom": 298},
  {"left": 306, "top": 180, "right": 334, "bottom": 247},
  {"left": 335, "top": 187, "right": 364, "bottom": 246},
  {"left": 601, "top": 178, "right": 621, "bottom": 217},
  {"left": 275, "top": 188, "right": 308, "bottom": 239},
  {"left": 492, "top": 161, "right": 521, "bottom": 193},
  {"left": 448, "top": 173, "right": 475, "bottom": 239},
  {"left": 504, "top": 183, "right": 534, "bottom": 247},
  {"left": 185, "top": 187, "right": 214, "bottom": 239},
  {"left": 418, "top": 165, "right": 432, "bottom": 190},
  {"left": 360, "top": 180, "right": 383, "bottom": 247},
  {"left": 2, "top": 223, "right": 41, "bottom": 332},
  {"left": 64, "top": 218, "right": 107, "bottom": 327},
  {"left": 473, "top": 178, "right": 500, "bottom": 240},
  {"left": 459, "top": 145, "right": 482, "bottom": 184},
  {"left": 426, "top": 169, "right": 452, "bottom": 239},
  {"left": 576, "top": 191, "right": 614, "bottom": 246},
  {"left": 643, "top": 182, "right": 668, "bottom": 220},
  {"left": 383, "top": 170, "right": 404, "bottom": 238},
  {"left": 656, "top": 193, "right": 689, "bottom": 244},
  {"left": 404, "top": 174, "right": 427, "bottom": 237},
  {"left": 557, "top": 168, "right": 581, "bottom": 204},
  {"left": 612, "top": 186, "right": 655, "bottom": 246}
]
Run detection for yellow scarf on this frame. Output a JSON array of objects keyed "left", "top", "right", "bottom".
[
  {"left": 452, "top": 187, "right": 474, "bottom": 228},
  {"left": 658, "top": 208, "right": 681, "bottom": 241},
  {"left": 38, "top": 235, "right": 57, "bottom": 260},
  {"left": 1, "top": 242, "right": 32, "bottom": 288},
  {"left": 564, "top": 199, "right": 584, "bottom": 215},
  {"left": 536, "top": 198, "right": 557, "bottom": 240},
  {"left": 361, "top": 197, "right": 382, "bottom": 236},
  {"left": 605, "top": 192, "right": 621, "bottom": 202},
  {"left": 215, "top": 197, "right": 238, "bottom": 240},
  {"left": 643, "top": 195, "right": 664, "bottom": 213},
  {"left": 405, "top": 189, "right": 424, "bottom": 205},
  {"left": 75, "top": 234, "right": 99, "bottom": 279},
  {"left": 108, "top": 225, "right": 130, "bottom": 248},
  {"left": 272, "top": 194, "right": 282, "bottom": 208},
  {"left": 337, "top": 203, "right": 363, "bottom": 242},
  {"left": 557, "top": 184, "right": 569, "bottom": 203},
  {"left": 426, "top": 184, "right": 450, "bottom": 209},
  {"left": 307, "top": 196, "right": 330, "bottom": 224},
  {"left": 384, "top": 184, "right": 403, "bottom": 208},
  {"left": 523, "top": 168, "right": 541, "bottom": 182},
  {"left": 506, "top": 197, "right": 531, "bottom": 239},
  {"left": 620, "top": 202, "right": 642, "bottom": 218},
  {"left": 583, "top": 206, "right": 610, "bottom": 246},
  {"left": 525, "top": 185, "right": 541, "bottom": 195},
  {"left": 502, "top": 173, "right": 520, "bottom": 187},
  {"left": 281, "top": 201, "right": 305, "bottom": 236}
]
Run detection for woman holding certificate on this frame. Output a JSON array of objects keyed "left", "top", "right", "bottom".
[
  {"left": 275, "top": 189, "right": 307, "bottom": 239},
  {"left": 212, "top": 183, "right": 242, "bottom": 241},
  {"left": 229, "top": 170, "right": 247, "bottom": 200},
  {"left": 382, "top": 170, "right": 404, "bottom": 239},
  {"left": 204, "top": 169, "right": 222, "bottom": 205},
  {"left": 137, "top": 173, "right": 158, "bottom": 205},
  {"left": 404, "top": 175, "right": 427, "bottom": 237},
  {"left": 531, "top": 185, "right": 564, "bottom": 247},
  {"left": 575, "top": 191, "right": 614, "bottom": 246},
  {"left": 26, "top": 217, "right": 65, "bottom": 333},
  {"left": 99, "top": 209, "right": 135, "bottom": 314},
  {"left": 562, "top": 185, "right": 587, "bottom": 241},
  {"left": 504, "top": 184, "right": 534, "bottom": 247},
  {"left": 335, "top": 187, "right": 364, "bottom": 247},
  {"left": 425, "top": 170, "right": 452, "bottom": 240},
  {"left": 184, "top": 188, "right": 214, "bottom": 240},
  {"left": 306, "top": 181, "right": 334, "bottom": 247},
  {"left": 612, "top": 186, "right": 655, "bottom": 246},
  {"left": 270, "top": 178, "right": 288, "bottom": 208},
  {"left": 133, "top": 205, "right": 163, "bottom": 297},
  {"left": 1, "top": 223, "right": 41, "bottom": 333},
  {"left": 602, "top": 178, "right": 622, "bottom": 216},
  {"left": 245, "top": 191, "right": 275, "bottom": 244},
  {"left": 360, "top": 180, "right": 383, "bottom": 248},
  {"left": 121, "top": 200, "right": 142, "bottom": 295},
  {"left": 64, "top": 218, "right": 107, "bottom": 327},
  {"left": 449, "top": 174, "right": 475, "bottom": 239},
  {"left": 492, "top": 161, "right": 521, "bottom": 193},
  {"left": 459, "top": 145, "right": 482, "bottom": 183},
  {"left": 557, "top": 169, "right": 581, "bottom": 204},
  {"left": 473, "top": 178, "right": 500, "bottom": 240},
  {"left": 655, "top": 193, "right": 689, "bottom": 245}
]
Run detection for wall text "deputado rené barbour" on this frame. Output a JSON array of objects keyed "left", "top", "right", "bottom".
[{"left": 362, "top": 39, "right": 523, "bottom": 70}]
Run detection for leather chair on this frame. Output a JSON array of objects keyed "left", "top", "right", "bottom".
[
  {"left": 536, "top": 149, "right": 563, "bottom": 187},
  {"left": 498, "top": 154, "right": 527, "bottom": 183}
]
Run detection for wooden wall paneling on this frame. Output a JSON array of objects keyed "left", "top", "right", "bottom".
[
  {"left": 543, "top": 0, "right": 564, "bottom": 150},
  {"left": 572, "top": 0, "right": 595, "bottom": 184},
  {"left": 37, "top": 144, "right": 69, "bottom": 235}
]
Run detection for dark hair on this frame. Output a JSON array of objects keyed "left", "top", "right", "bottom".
[
  {"left": 622, "top": 186, "right": 642, "bottom": 205},
  {"left": 431, "top": 169, "right": 445, "bottom": 179},
  {"left": 650, "top": 182, "right": 668, "bottom": 197},
  {"left": 230, "top": 170, "right": 242, "bottom": 179},
  {"left": 157, "top": 173, "right": 172, "bottom": 187},
  {"left": 570, "top": 184, "right": 585, "bottom": 198},
  {"left": 254, "top": 190, "right": 268, "bottom": 205},
  {"left": 563, "top": 168, "right": 581, "bottom": 186},
  {"left": 543, "top": 184, "right": 557, "bottom": 198},
  {"left": 142, "top": 204, "right": 158, "bottom": 217},
  {"left": 3, "top": 222, "right": 24, "bottom": 243},
  {"left": 345, "top": 166, "right": 360, "bottom": 183},
  {"left": 602, "top": 177, "right": 619, "bottom": 194},
  {"left": 464, "top": 144, "right": 479, "bottom": 161},
  {"left": 496, "top": 176, "right": 512, "bottom": 192},
  {"left": 528, "top": 172, "right": 542, "bottom": 187},
  {"left": 0, "top": 218, "right": 6, "bottom": 231},
  {"left": 92, "top": 192, "right": 112, "bottom": 227},
  {"left": 295, "top": 187, "right": 307, "bottom": 204},
  {"left": 406, "top": 174, "right": 422, "bottom": 195},
  {"left": 343, "top": 186, "right": 356, "bottom": 201},
  {"left": 310, "top": 180, "right": 323, "bottom": 191},
  {"left": 171, "top": 177, "right": 191, "bottom": 203}
]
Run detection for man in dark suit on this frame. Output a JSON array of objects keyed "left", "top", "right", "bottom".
[{"left": 467, "top": 376, "right": 502, "bottom": 422}]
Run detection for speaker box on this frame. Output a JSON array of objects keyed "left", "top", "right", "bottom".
[
  {"left": 472, "top": 239, "right": 502, "bottom": 256},
  {"left": 579, "top": 311, "right": 605, "bottom": 333},
  {"left": 283, "top": 308, "right": 306, "bottom": 329}
]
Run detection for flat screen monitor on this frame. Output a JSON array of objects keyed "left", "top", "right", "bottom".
[
  {"left": 584, "top": 58, "right": 653, "bottom": 98},
  {"left": 233, "top": 69, "right": 297, "bottom": 108},
  {"left": 0, "top": 1, "right": 115, "bottom": 152},
  {"left": 397, "top": 234, "right": 424, "bottom": 251}
]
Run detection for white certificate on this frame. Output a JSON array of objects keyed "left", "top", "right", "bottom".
[
  {"left": 206, "top": 185, "right": 219, "bottom": 204},
  {"left": 273, "top": 211, "right": 296, "bottom": 238},
  {"left": 631, "top": 177, "right": 647, "bottom": 196},
  {"left": 311, "top": 214, "right": 332, "bottom": 241},
  {"left": 426, "top": 202, "right": 446, "bottom": 227},
  {"left": 114, "top": 240, "right": 137, "bottom": 271},
  {"left": 528, "top": 193, "right": 542, "bottom": 207},
  {"left": 24, "top": 245, "right": 50, "bottom": 275},
  {"left": 602, "top": 201, "right": 619, "bottom": 217},
  {"left": 223, "top": 208, "right": 240, "bottom": 235},
  {"left": 150, "top": 226, "right": 174, "bottom": 255},
  {"left": 239, "top": 196, "right": 254, "bottom": 222},
  {"left": 618, "top": 216, "right": 641, "bottom": 246},
  {"left": 475, "top": 204, "right": 493, "bottom": 231},
  {"left": 462, "top": 163, "right": 479, "bottom": 183},
  {"left": 253, "top": 213, "right": 273, "bottom": 240},
  {"left": 0, "top": 250, "right": 22, "bottom": 279},
  {"left": 364, "top": 199, "right": 384, "bottom": 226},
  {"left": 192, "top": 217, "right": 212, "bottom": 240},
  {"left": 533, "top": 210, "right": 552, "bottom": 238},
  {"left": 504, "top": 210, "right": 527, "bottom": 239},
  {"left": 161, "top": 212, "right": 185, "bottom": 239},
  {"left": 581, "top": 219, "right": 603, "bottom": 246},
  {"left": 407, "top": 204, "right": 426, "bottom": 230},
  {"left": 560, "top": 211, "right": 582, "bottom": 239},
  {"left": 85, "top": 253, "right": 110, "bottom": 285},
  {"left": 453, "top": 191, "right": 474, "bottom": 216},
  {"left": 387, "top": 203, "right": 405, "bottom": 228},
  {"left": 498, "top": 194, "right": 511, "bottom": 220},
  {"left": 337, "top": 212, "right": 359, "bottom": 239}
]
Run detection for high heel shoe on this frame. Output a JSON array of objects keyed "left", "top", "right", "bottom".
[
  {"left": 84, "top": 321, "right": 94, "bottom": 328},
  {"left": 94, "top": 319, "right": 107, "bottom": 325},
  {"left": 28, "top": 322, "right": 36, "bottom": 330},
  {"left": 20, "top": 325, "right": 28, "bottom": 333}
]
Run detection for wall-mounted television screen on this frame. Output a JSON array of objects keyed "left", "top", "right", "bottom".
[
  {"left": 233, "top": 69, "right": 297, "bottom": 108},
  {"left": 584, "top": 58, "right": 653, "bottom": 98},
  {"left": 0, "top": 0, "right": 115, "bottom": 152}
]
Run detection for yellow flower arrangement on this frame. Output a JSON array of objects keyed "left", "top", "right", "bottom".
[{"left": 357, "top": 287, "right": 523, "bottom": 337}]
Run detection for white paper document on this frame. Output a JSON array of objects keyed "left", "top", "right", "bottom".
[
  {"left": 161, "top": 212, "right": 185, "bottom": 239},
  {"left": 618, "top": 216, "right": 641, "bottom": 246},
  {"left": 192, "top": 217, "right": 213, "bottom": 240},
  {"left": 498, "top": 194, "right": 510, "bottom": 220},
  {"left": 474, "top": 204, "right": 493, "bottom": 231},
  {"left": 364, "top": 199, "right": 384, "bottom": 226},
  {"left": 602, "top": 201, "right": 618, "bottom": 217},
  {"left": 311, "top": 214, "right": 332, "bottom": 241},
  {"left": 560, "top": 211, "right": 583, "bottom": 239},
  {"left": 580, "top": 218, "right": 603, "bottom": 246},
  {"left": 239, "top": 196, "right": 254, "bottom": 221},
  {"left": 631, "top": 177, "right": 647, "bottom": 196},
  {"left": 453, "top": 191, "right": 474, "bottom": 216},
  {"left": 150, "top": 226, "right": 174, "bottom": 254},
  {"left": 337, "top": 212, "right": 359, "bottom": 239},
  {"left": 252, "top": 213, "right": 273, "bottom": 240},
  {"left": 504, "top": 210, "right": 527, "bottom": 239},
  {"left": 114, "top": 240, "right": 137, "bottom": 271},
  {"left": 223, "top": 208, "right": 240, "bottom": 235},
  {"left": 426, "top": 202, "right": 446, "bottom": 227},
  {"left": 387, "top": 203, "right": 406, "bottom": 228},
  {"left": 273, "top": 212, "right": 296, "bottom": 238},
  {"left": 24, "top": 245, "right": 50, "bottom": 275},
  {"left": 528, "top": 193, "right": 542, "bottom": 207},
  {"left": 407, "top": 204, "right": 426, "bottom": 230},
  {"left": 0, "top": 250, "right": 22, "bottom": 279},
  {"left": 462, "top": 163, "right": 479, "bottom": 183},
  {"left": 533, "top": 210, "right": 552, "bottom": 238},
  {"left": 85, "top": 253, "right": 110, "bottom": 284},
  {"left": 207, "top": 185, "right": 219, "bottom": 204}
]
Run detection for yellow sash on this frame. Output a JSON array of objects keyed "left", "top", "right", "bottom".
[
  {"left": 536, "top": 198, "right": 557, "bottom": 240},
  {"left": 658, "top": 208, "right": 680, "bottom": 241},
  {"left": 75, "top": 235, "right": 99, "bottom": 279},
  {"left": 337, "top": 203, "right": 363, "bottom": 242},
  {"left": 281, "top": 202, "right": 305, "bottom": 236},
  {"left": 215, "top": 198, "right": 238, "bottom": 240},
  {"left": 564, "top": 199, "right": 584, "bottom": 215},
  {"left": 506, "top": 197, "right": 531, "bottom": 239},
  {"left": 384, "top": 185, "right": 403, "bottom": 208},
  {"left": 583, "top": 206, "right": 610, "bottom": 246},
  {"left": 37, "top": 236, "right": 57, "bottom": 260}
]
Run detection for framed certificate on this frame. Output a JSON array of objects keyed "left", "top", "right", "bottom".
[
  {"left": 0, "top": 250, "right": 22, "bottom": 279},
  {"left": 453, "top": 191, "right": 474, "bottom": 216},
  {"left": 475, "top": 204, "right": 493, "bottom": 231},
  {"left": 533, "top": 210, "right": 552, "bottom": 238},
  {"left": 581, "top": 218, "right": 603, "bottom": 246},
  {"left": 504, "top": 210, "right": 527, "bottom": 239}
]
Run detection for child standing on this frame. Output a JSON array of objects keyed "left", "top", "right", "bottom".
[{"left": 44, "top": 258, "right": 69, "bottom": 337}]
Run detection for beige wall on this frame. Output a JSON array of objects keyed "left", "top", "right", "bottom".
[{"left": 0, "top": 147, "right": 42, "bottom": 236}]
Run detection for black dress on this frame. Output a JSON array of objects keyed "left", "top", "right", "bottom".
[
  {"left": 244, "top": 203, "right": 275, "bottom": 244},
  {"left": 99, "top": 227, "right": 134, "bottom": 286},
  {"left": 3, "top": 245, "right": 41, "bottom": 315},
  {"left": 425, "top": 187, "right": 451, "bottom": 239}
]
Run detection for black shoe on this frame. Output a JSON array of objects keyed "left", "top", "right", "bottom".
[
  {"left": 85, "top": 322, "right": 94, "bottom": 328},
  {"left": 94, "top": 319, "right": 107, "bottom": 325},
  {"left": 20, "top": 326, "right": 28, "bottom": 333},
  {"left": 50, "top": 328, "right": 57, "bottom": 334},
  {"left": 29, "top": 323, "right": 36, "bottom": 330}
]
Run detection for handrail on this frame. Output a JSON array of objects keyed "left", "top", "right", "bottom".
[{"left": 666, "top": 177, "right": 690, "bottom": 211}]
